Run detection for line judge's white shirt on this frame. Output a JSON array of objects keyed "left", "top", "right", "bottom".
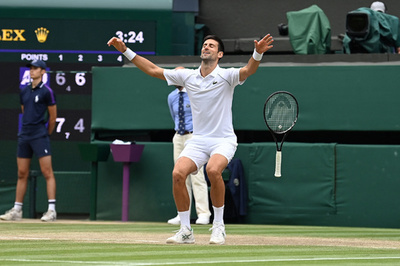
[{"left": 164, "top": 65, "right": 245, "bottom": 138}]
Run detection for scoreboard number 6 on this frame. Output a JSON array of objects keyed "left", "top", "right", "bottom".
[{"left": 55, "top": 72, "right": 87, "bottom": 87}]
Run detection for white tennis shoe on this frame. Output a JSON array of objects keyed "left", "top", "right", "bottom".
[
  {"left": 195, "top": 214, "right": 210, "bottom": 225},
  {"left": 167, "top": 215, "right": 180, "bottom": 225},
  {"left": 41, "top": 210, "right": 57, "bottom": 222},
  {"left": 209, "top": 222, "right": 226, "bottom": 245},
  {"left": 0, "top": 208, "right": 22, "bottom": 221},
  {"left": 166, "top": 225, "right": 195, "bottom": 244}
]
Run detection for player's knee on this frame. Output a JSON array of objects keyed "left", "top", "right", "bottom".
[
  {"left": 172, "top": 168, "right": 187, "bottom": 186},
  {"left": 205, "top": 167, "right": 222, "bottom": 183},
  {"left": 40, "top": 168, "right": 54, "bottom": 180},
  {"left": 17, "top": 169, "right": 29, "bottom": 180}
]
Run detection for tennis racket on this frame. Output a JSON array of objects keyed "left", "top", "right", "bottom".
[{"left": 263, "top": 91, "right": 299, "bottom": 177}]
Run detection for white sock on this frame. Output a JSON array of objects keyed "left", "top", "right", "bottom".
[
  {"left": 14, "top": 202, "right": 23, "bottom": 211},
  {"left": 212, "top": 205, "right": 225, "bottom": 224},
  {"left": 178, "top": 210, "right": 191, "bottom": 229},
  {"left": 48, "top": 199, "right": 56, "bottom": 211}
]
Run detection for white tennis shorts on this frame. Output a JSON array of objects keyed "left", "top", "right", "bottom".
[{"left": 178, "top": 136, "right": 238, "bottom": 171}]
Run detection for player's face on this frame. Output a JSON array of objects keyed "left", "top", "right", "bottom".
[
  {"left": 200, "top": 39, "right": 223, "bottom": 61},
  {"left": 29, "top": 66, "right": 45, "bottom": 80}
]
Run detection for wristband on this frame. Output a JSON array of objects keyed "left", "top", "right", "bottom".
[
  {"left": 123, "top": 48, "right": 137, "bottom": 61},
  {"left": 252, "top": 49, "right": 263, "bottom": 61}
]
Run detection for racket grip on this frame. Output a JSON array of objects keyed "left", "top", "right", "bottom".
[{"left": 275, "top": 151, "right": 282, "bottom": 178}]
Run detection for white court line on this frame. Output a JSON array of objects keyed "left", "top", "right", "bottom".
[
  {"left": 0, "top": 236, "right": 159, "bottom": 243},
  {"left": 0, "top": 236, "right": 51, "bottom": 240},
  {"left": 1, "top": 256, "right": 400, "bottom": 265}
]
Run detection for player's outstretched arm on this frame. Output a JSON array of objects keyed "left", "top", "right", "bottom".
[
  {"left": 107, "top": 37, "right": 166, "bottom": 80},
  {"left": 239, "top": 34, "right": 274, "bottom": 82}
]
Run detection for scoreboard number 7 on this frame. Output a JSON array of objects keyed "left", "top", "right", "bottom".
[{"left": 56, "top": 117, "right": 85, "bottom": 139}]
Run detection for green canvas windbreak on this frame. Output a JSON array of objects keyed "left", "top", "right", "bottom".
[
  {"left": 287, "top": 5, "right": 331, "bottom": 54},
  {"left": 343, "top": 7, "right": 400, "bottom": 53},
  {"left": 239, "top": 143, "right": 337, "bottom": 225}
]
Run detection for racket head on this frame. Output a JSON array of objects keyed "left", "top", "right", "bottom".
[{"left": 263, "top": 91, "right": 299, "bottom": 134}]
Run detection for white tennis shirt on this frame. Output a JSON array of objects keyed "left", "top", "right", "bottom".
[{"left": 164, "top": 66, "right": 245, "bottom": 138}]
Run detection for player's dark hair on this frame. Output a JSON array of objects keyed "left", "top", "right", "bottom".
[{"left": 203, "top": 35, "right": 225, "bottom": 53}]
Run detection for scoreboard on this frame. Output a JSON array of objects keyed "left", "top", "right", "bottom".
[
  {"left": 0, "top": 18, "right": 156, "bottom": 64},
  {"left": 0, "top": 17, "right": 158, "bottom": 142},
  {"left": 0, "top": 3, "right": 174, "bottom": 144},
  {"left": 1, "top": 63, "right": 95, "bottom": 142}
]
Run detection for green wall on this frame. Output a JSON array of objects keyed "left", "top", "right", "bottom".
[
  {"left": 334, "top": 145, "right": 400, "bottom": 228},
  {"left": 96, "top": 142, "right": 175, "bottom": 221},
  {"left": 89, "top": 142, "right": 400, "bottom": 229},
  {"left": 3, "top": 140, "right": 400, "bottom": 228},
  {"left": 0, "top": 140, "right": 91, "bottom": 217},
  {"left": 92, "top": 65, "right": 400, "bottom": 132},
  {"left": 235, "top": 143, "right": 336, "bottom": 223}
]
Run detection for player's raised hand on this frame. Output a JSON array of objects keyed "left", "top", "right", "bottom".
[
  {"left": 107, "top": 37, "right": 127, "bottom": 53},
  {"left": 254, "top": 34, "right": 274, "bottom": 54}
]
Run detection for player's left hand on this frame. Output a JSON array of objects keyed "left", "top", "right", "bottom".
[
  {"left": 107, "top": 37, "right": 127, "bottom": 53},
  {"left": 254, "top": 34, "right": 274, "bottom": 54}
]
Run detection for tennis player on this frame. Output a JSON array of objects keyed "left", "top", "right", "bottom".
[{"left": 108, "top": 33, "right": 274, "bottom": 244}]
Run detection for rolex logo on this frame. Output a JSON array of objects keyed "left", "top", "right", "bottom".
[{"left": 35, "top": 27, "right": 49, "bottom": 43}]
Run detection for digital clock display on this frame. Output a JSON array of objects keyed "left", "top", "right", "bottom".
[{"left": 0, "top": 18, "right": 156, "bottom": 64}]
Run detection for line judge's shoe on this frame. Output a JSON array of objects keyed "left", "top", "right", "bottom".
[
  {"left": 0, "top": 208, "right": 22, "bottom": 221},
  {"left": 166, "top": 225, "right": 195, "bottom": 244},
  {"left": 209, "top": 222, "right": 226, "bottom": 245},
  {"left": 41, "top": 210, "right": 57, "bottom": 222},
  {"left": 195, "top": 214, "right": 210, "bottom": 225},
  {"left": 167, "top": 215, "right": 181, "bottom": 225}
]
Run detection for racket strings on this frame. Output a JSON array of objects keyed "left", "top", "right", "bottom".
[{"left": 265, "top": 94, "right": 297, "bottom": 133}]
